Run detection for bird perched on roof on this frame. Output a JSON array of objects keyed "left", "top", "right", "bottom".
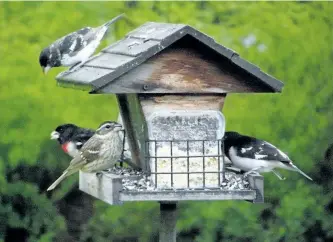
[
  {"left": 39, "top": 13, "right": 125, "bottom": 75},
  {"left": 47, "top": 121, "right": 124, "bottom": 191},
  {"left": 50, "top": 123, "right": 95, "bottom": 158},
  {"left": 223, "top": 131, "right": 313, "bottom": 181}
]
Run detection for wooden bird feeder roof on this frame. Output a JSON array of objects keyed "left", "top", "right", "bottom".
[{"left": 56, "top": 22, "right": 284, "bottom": 94}]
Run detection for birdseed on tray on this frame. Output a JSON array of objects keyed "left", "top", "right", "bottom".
[{"left": 107, "top": 167, "right": 250, "bottom": 191}]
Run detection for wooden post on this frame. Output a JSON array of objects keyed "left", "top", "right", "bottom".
[
  {"left": 116, "top": 94, "right": 149, "bottom": 171},
  {"left": 159, "top": 202, "right": 178, "bottom": 242},
  {"left": 247, "top": 174, "right": 264, "bottom": 203}
]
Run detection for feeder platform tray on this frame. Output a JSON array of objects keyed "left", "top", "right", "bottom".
[{"left": 79, "top": 168, "right": 264, "bottom": 205}]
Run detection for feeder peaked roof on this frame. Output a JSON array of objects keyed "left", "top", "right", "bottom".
[{"left": 56, "top": 22, "right": 284, "bottom": 93}]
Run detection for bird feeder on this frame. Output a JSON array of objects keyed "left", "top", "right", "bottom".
[{"left": 56, "top": 22, "right": 284, "bottom": 241}]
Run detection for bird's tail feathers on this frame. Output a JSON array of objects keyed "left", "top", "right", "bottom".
[
  {"left": 104, "top": 13, "right": 125, "bottom": 27},
  {"left": 46, "top": 167, "right": 80, "bottom": 191},
  {"left": 289, "top": 163, "right": 313, "bottom": 181},
  {"left": 47, "top": 171, "right": 69, "bottom": 191}
]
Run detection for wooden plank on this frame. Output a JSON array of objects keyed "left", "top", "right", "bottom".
[
  {"left": 99, "top": 48, "right": 270, "bottom": 93},
  {"left": 117, "top": 94, "right": 149, "bottom": 171},
  {"left": 159, "top": 202, "right": 177, "bottom": 242},
  {"left": 120, "top": 189, "right": 256, "bottom": 202},
  {"left": 79, "top": 171, "right": 123, "bottom": 205},
  {"left": 57, "top": 66, "right": 113, "bottom": 85},
  {"left": 140, "top": 94, "right": 226, "bottom": 117},
  {"left": 85, "top": 53, "right": 134, "bottom": 69},
  {"left": 126, "top": 22, "right": 186, "bottom": 41},
  {"left": 103, "top": 38, "right": 161, "bottom": 57},
  {"left": 247, "top": 174, "right": 264, "bottom": 203},
  {"left": 79, "top": 171, "right": 257, "bottom": 203}
]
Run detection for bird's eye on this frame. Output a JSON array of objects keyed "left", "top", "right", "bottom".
[{"left": 105, "top": 125, "right": 111, "bottom": 129}]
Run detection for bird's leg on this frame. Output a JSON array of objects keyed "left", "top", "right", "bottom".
[
  {"left": 68, "top": 59, "right": 89, "bottom": 73},
  {"left": 243, "top": 167, "right": 264, "bottom": 178},
  {"left": 271, "top": 169, "right": 286, "bottom": 180},
  {"left": 68, "top": 62, "right": 81, "bottom": 72},
  {"left": 96, "top": 172, "right": 103, "bottom": 178},
  {"left": 225, "top": 166, "right": 243, "bottom": 174}
]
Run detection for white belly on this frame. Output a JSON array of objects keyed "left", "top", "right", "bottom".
[
  {"left": 229, "top": 147, "right": 276, "bottom": 172},
  {"left": 67, "top": 142, "right": 79, "bottom": 158},
  {"left": 61, "top": 41, "right": 97, "bottom": 66}
]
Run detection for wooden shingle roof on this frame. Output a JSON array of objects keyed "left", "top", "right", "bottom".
[{"left": 56, "top": 22, "right": 284, "bottom": 93}]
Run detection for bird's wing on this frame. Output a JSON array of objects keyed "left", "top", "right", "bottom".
[
  {"left": 70, "top": 137, "right": 103, "bottom": 167},
  {"left": 72, "top": 129, "right": 95, "bottom": 149},
  {"left": 77, "top": 14, "right": 125, "bottom": 47},
  {"left": 56, "top": 27, "right": 94, "bottom": 57},
  {"left": 55, "top": 14, "right": 124, "bottom": 58},
  {"left": 237, "top": 139, "right": 291, "bottom": 162}
]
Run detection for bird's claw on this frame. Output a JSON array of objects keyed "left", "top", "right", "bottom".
[
  {"left": 243, "top": 171, "right": 260, "bottom": 179},
  {"left": 68, "top": 61, "right": 87, "bottom": 73},
  {"left": 96, "top": 172, "right": 103, "bottom": 178}
]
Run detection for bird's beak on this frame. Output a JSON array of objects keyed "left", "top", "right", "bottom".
[
  {"left": 114, "top": 124, "right": 123, "bottom": 131},
  {"left": 43, "top": 66, "right": 51, "bottom": 75},
  {"left": 50, "top": 131, "right": 60, "bottom": 140}
]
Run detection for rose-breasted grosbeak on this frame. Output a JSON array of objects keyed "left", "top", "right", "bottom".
[
  {"left": 223, "top": 131, "right": 312, "bottom": 181},
  {"left": 47, "top": 121, "right": 124, "bottom": 191},
  {"left": 51, "top": 124, "right": 95, "bottom": 158},
  {"left": 39, "top": 13, "right": 125, "bottom": 74}
]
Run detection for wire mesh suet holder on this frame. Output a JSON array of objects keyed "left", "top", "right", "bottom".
[{"left": 145, "top": 139, "right": 226, "bottom": 190}]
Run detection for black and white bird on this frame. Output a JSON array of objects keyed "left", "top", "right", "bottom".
[
  {"left": 50, "top": 123, "right": 95, "bottom": 158},
  {"left": 39, "top": 13, "right": 125, "bottom": 74},
  {"left": 47, "top": 121, "right": 124, "bottom": 191},
  {"left": 223, "top": 131, "right": 313, "bottom": 181}
]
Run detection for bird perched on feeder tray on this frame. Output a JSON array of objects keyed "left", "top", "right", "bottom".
[
  {"left": 47, "top": 121, "right": 124, "bottom": 191},
  {"left": 223, "top": 131, "right": 313, "bottom": 181},
  {"left": 50, "top": 123, "right": 95, "bottom": 158},
  {"left": 39, "top": 13, "right": 125, "bottom": 75}
]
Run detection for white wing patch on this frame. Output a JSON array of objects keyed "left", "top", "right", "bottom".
[
  {"left": 254, "top": 154, "right": 267, "bottom": 159},
  {"left": 241, "top": 147, "right": 253, "bottom": 153},
  {"left": 87, "top": 149, "right": 100, "bottom": 154},
  {"left": 69, "top": 38, "right": 77, "bottom": 51}
]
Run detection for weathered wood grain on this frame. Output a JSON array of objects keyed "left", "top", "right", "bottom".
[
  {"left": 140, "top": 94, "right": 226, "bottom": 117},
  {"left": 120, "top": 189, "right": 256, "bottom": 201},
  {"left": 99, "top": 48, "right": 270, "bottom": 93},
  {"left": 247, "top": 174, "right": 264, "bottom": 203},
  {"left": 79, "top": 171, "right": 123, "bottom": 205},
  {"left": 117, "top": 94, "right": 149, "bottom": 171}
]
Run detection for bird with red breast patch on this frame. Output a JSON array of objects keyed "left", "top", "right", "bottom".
[
  {"left": 47, "top": 121, "right": 124, "bottom": 191},
  {"left": 50, "top": 123, "right": 95, "bottom": 158}
]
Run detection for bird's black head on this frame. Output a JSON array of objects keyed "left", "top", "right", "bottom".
[
  {"left": 50, "top": 124, "right": 79, "bottom": 144},
  {"left": 222, "top": 131, "right": 243, "bottom": 155},
  {"left": 223, "top": 131, "right": 242, "bottom": 141},
  {"left": 39, "top": 48, "right": 51, "bottom": 74},
  {"left": 39, "top": 47, "right": 61, "bottom": 75}
]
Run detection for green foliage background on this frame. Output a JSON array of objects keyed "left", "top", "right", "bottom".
[{"left": 1, "top": 1, "right": 333, "bottom": 241}]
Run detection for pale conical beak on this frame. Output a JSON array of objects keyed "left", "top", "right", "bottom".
[
  {"left": 43, "top": 66, "right": 51, "bottom": 75},
  {"left": 114, "top": 124, "right": 123, "bottom": 131},
  {"left": 50, "top": 131, "right": 60, "bottom": 140}
]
